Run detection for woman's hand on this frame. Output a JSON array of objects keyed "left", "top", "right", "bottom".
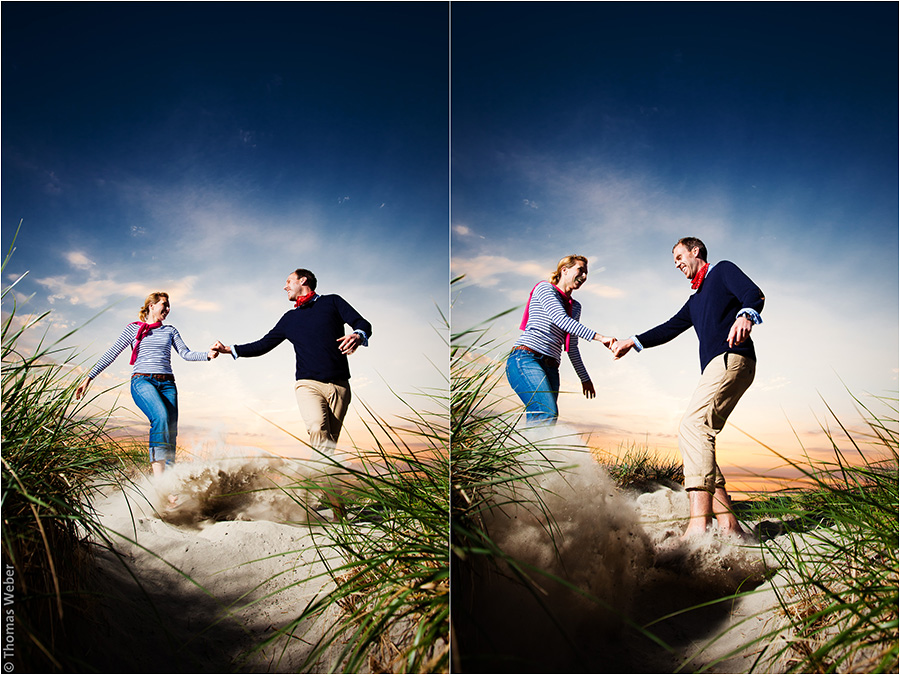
[
  {"left": 207, "top": 349, "right": 219, "bottom": 360},
  {"left": 75, "top": 376, "right": 92, "bottom": 400},
  {"left": 594, "top": 333, "right": 616, "bottom": 349},
  {"left": 582, "top": 380, "right": 596, "bottom": 399}
]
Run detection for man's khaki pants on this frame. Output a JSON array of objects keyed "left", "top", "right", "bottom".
[
  {"left": 679, "top": 353, "right": 755, "bottom": 493},
  {"left": 294, "top": 379, "right": 351, "bottom": 455}
]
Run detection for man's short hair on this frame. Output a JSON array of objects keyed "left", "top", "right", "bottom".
[
  {"left": 294, "top": 268, "right": 317, "bottom": 291},
  {"left": 674, "top": 237, "right": 708, "bottom": 262}
]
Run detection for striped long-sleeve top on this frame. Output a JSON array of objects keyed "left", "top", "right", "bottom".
[
  {"left": 513, "top": 281, "right": 597, "bottom": 382},
  {"left": 88, "top": 323, "right": 209, "bottom": 379}
]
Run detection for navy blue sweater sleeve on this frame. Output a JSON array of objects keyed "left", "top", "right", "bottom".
[
  {"left": 334, "top": 295, "right": 373, "bottom": 337},
  {"left": 636, "top": 300, "right": 693, "bottom": 349},
  {"left": 721, "top": 260, "right": 765, "bottom": 315},
  {"left": 233, "top": 315, "right": 289, "bottom": 358}
]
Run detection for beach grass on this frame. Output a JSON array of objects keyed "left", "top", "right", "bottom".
[
  {"left": 449, "top": 299, "right": 897, "bottom": 673},
  {"left": 674, "top": 394, "right": 898, "bottom": 674},
  {"left": 733, "top": 394, "right": 899, "bottom": 673},
  {"left": 1, "top": 226, "right": 141, "bottom": 671},
  {"left": 596, "top": 443, "right": 685, "bottom": 491},
  {"left": 448, "top": 302, "right": 677, "bottom": 671},
  {"left": 244, "top": 317, "right": 451, "bottom": 673}
]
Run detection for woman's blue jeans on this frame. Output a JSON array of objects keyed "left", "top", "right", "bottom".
[
  {"left": 130, "top": 375, "right": 179, "bottom": 467},
  {"left": 506, "top": 348, "right": 560, "bottom": 425}
]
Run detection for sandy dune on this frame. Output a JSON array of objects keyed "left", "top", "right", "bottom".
[
  {"left": 83, "top": 458, "right": 356, "bottom": 673},
  {"left": 81, "top": 448, "right": 801, "bottom": 674},
  {"left": 453, "top": 434, "right": 798, "bottom": 673}
]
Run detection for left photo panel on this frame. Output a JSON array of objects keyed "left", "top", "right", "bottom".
[{"left": 1, "top": 3, "right": 449, "bottom": 672}]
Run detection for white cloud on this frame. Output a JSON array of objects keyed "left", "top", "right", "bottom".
[
  {"left": 452, "top": 223, "right": 486, "bottom": 240},
  {"left": 65, "top": 251, "right": 96, "bottom": 271},
  {"left": 580, "top": 284, "right": 625, "bottom": 300},
  {"left": 34, "top": 273, "right": 221, "bottom": 313},
  {"left": 450, "top": 254, "right": 545, "bottom": 288}
]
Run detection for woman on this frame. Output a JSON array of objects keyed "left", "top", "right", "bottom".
[
  {"left": 506, "top": 255, "right": 614, "bottom": 425},
  {"left": 75, "top": 292, "right": 217, "bottom": 476}
]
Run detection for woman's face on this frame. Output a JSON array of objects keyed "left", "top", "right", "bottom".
[
  {"left": 148, "top": 297, "right": 170, "bottom": 322},
  {"left": 560, "top": 260, "right": 588, "bottom": 291}
]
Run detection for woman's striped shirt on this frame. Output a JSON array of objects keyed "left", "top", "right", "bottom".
[
  {"left": 88, "top": 324, "right": 209, "bottom": 379},
  {"left": 513, "top": 281, "right": 597, "bottom": 382}
]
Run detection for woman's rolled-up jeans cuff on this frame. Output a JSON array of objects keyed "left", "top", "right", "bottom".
[{"left": 149, "top": 446, "right": 176, "bottom": 467}]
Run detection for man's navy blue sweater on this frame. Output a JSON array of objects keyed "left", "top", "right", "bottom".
[
  {"left": 637, "top": 261, "right": 764, "bottom": 372},
  {"left": 234, "top": 294, "right": 372, "bottom": 383}
]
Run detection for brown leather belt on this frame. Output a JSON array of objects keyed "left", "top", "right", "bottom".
[
  {"left": 511, "top": 345, "right": 560, "bottom": 368},
  {"left": 132, "top": 373, "right": 175, "bottom": 381}
]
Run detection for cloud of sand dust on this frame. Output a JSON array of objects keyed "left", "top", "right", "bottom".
[
  {"left": 106, "top": 455, "right": 358, "bottom": 529},
  {"left": 457, "top": 424, "right": 769, "bottom": 672}
]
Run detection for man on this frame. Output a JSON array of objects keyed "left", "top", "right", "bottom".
[
  {"left": 612, "top": 237, "right": 764, "bottom": 538},
  {"left": 213, "top": 268, "right": 372, "bottom": 457}
]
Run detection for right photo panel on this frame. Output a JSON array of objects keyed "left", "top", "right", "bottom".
[{"left": 450, "top": 3, "right": 898, "bottom": 673}]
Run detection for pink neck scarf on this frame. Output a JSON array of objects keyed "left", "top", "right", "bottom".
[
  {"left": 519, "top": 281, "right": 574, "bottom": 351},
  {"left": 130, "top": 321, "right": 162, "bottom": 365}
]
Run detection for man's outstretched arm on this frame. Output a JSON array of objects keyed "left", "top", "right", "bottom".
[{"left": 211, "top": 320, "right": 288, "bottom": 359}]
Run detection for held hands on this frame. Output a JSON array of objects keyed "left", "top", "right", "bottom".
[
  {"left": 210, "top": 340, "right": 232, "bottom": 356},
  {"left": 727, "top": 316, "right": 753, "bottom": 347},
  {"left": 611, "top": 338, "right": 635, "bottom": 360},
  {"left": 337, "top": 332, "right": 362, "bottom": 355}
]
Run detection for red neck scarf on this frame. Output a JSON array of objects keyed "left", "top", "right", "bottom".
[
  {"left": 691, "top": 263, "right": 710, "bottom": 290},
  {"left": 519, "top": 281, "right": 574, "bottom": 351},
  {"left": 294, "top": 292, "right": 317, "bottom": 308},
  {"left": 130, "top": 321, "right": 162, "bottom": 365}
]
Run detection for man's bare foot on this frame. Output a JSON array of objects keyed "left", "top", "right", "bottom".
[{"left": 681, "top": 522, "right": 710, "bottom": 539}]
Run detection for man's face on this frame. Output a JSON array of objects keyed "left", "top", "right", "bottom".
[
  {"left": 673, "top": 244, "right": 704, "bottom": 281},
  {"left": 284, "top": 273, "right": 306, "bottom": 302}
]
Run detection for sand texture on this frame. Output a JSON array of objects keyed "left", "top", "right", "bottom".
[
  {"left": 82, "top": 458, "right": 358, "bottom": 673},
  {"left": 81, "top": 450, "right": 818, "bottom": 674},
  {"left": 453, "top": 435, "right": 803, "bottom": 673}
]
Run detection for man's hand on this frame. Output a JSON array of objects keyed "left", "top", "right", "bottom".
[
  {"left": 612, "top": 338, "right": 635, "bottom": 360},
  {"left": 210, "top": 340, "right": 232, "bottom": 355},
  {"left": 727, "top": 316, "right": 753, "bottom": 347},
  {"left": 337, "top": 332, "right": 362, "bottom": 355},
  {"left": 582, "top": 380, "right": 596, "bottom": 399}
]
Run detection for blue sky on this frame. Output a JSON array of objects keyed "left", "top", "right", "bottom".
[
  {"left": 3, "top": 3, "right": 897, "bottom": 485},
  {"left": 450, "top": 3, "right": 898, "bottom": 490},
  {"left": 2, "top": 3, "right": 449, "bottom": 459}
]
